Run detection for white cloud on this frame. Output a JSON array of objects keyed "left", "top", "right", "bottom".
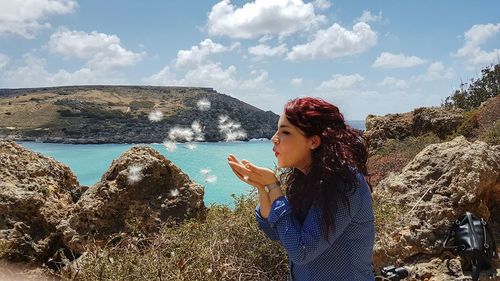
[
  {"left": 48, "top": 28, "right": 144, "bottom": 70},
  {"left": 206, "top": 0, "right": 325, "bottom": 39},
  {"left": 422, "top": 62, "right": 454, "bottom": 81},
  {"left": 175, "top": 38, "right": 230, "bottom": 68},
  {"left": 258, "top": 34, "right": 273, "bottom": 43},
  {"left": 0, "top": 0, "right": 77, "bottom": 38},
  {"left": 378, "top": 77, "right": 408, "bottom": 89},
  {"left": 248, "top": 43, "right": 288, "bottom": 57},
  {"left": 240, "top": 69, "right": 272, "bottom": 90},
  {"left": 357, "top": 10, "right": 383, "bottom": 23},
  {"left": 145, "top": 62, "right": 238, "bottom": 91},
  {"left": 313, "top": 0, "right": 332, "bottom": 10},
  {"left": 287, "top": 22, "right": 377, "bottom": 61},
  {"left": 0, "top": 53, "right": 9, "bottom": 69},
  {"left": 182, "top": 63, "right": 238, "bottom": 90},
  {"left": 317, "top": 74, "right": 364, "bottom": 91},
  {"left": 290, "top": 78, "right": 303, "bottom": 86},
  {"left": 0, "top": 54, "right": 98, "bottom": 87},
  {"left": 372, "top": 52, "right": 426, "bottom": 68},
  {"left": 454, "top": 23, "right": 500, "bottom": 66}
]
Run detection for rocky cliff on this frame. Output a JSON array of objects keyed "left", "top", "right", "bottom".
[{"left": 0, "top": 86, "right": 279, "bottom": 144}]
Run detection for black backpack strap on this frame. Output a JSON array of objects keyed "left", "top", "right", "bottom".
[{"left": 483, "top": 219, "right": 498, "bottom": 259}]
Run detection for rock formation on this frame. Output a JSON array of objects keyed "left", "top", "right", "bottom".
[
  {"left": 0, "top": 140, "right": 80, "bottom": 262},
  {"left": 59, "top": 146, "right": 206, "bottom": 253},
  {"left": 364, "top": 106, "right": 464, "bottom": 153},
  {"left": 373, "top": 136, "right": 500, "bottom": 280}
]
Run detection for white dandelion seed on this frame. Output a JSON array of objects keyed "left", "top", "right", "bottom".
[
  {"left": 170, "top": 189, "right": 179, "bottom": 197},
  {"left": 218, "top": 114, "right": 229, "bottom": 124},
  {"left": 127, "top": 165, "right": 143, "bottom": 184},
  {"left": 163, "top": 140, "right": 177, "bottom": 152},
  {"left": 148, "top": 110, "right": 163, "bottom": 122},
  {"left": 191, "top": 120, "right": 205, "bottom": 141},
  {"left": 168, "top": 126, "right": 194, "bottom": 142},
  {"left": 191, "top": 120, "right": 202, "bottom": 133},
  {"left": 197, "top": 98, "right": 211, "bottom": 111},
  {"left": 218, "top": 115, "right": 247, "bottom": 142},
  {"left": 243, "top": 175, "right": 249, "bottom": 181},
  {"left": 224, "top": 130, "right": 247, "bottom": 142},
  {"left": 185, "top": 143, "right": 197, "bottom": 150},
  {"left": 205, "top": 174, "right": 217, "bottom": 183},
  {"left": 200, "top": 168, "right": 211, "bottom": 175}
]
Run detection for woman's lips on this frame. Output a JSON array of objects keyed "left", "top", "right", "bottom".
[{"left": 274, "top": 152, "right": 279, "bottom": 157}]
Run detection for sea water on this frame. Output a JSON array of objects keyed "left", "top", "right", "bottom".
[{"left": 17, "top": 120, "right": 365, "bottom": 207}]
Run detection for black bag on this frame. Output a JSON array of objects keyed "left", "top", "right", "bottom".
[{"left": 443, "top": 212, "right": 498, "bottom": 281}]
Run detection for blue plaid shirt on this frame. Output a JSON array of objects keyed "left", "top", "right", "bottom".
[{"left": 255, "top": 171, "right": 375, "bottom": 281}]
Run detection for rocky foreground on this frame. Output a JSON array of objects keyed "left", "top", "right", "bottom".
[{"left": 0, "top": 141, "right": 205, "bottom": 266}]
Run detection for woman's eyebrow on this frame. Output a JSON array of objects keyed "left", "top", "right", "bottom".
[{"left": 279, "top": 125, "right": 290, "bottom": 128}]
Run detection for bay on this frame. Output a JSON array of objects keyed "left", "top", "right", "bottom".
[{"left": 16, "top": 120, "right": 365, "bottom": 207}]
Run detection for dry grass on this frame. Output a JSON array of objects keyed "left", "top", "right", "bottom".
[
  {"left": 367, "top": 134, "right": 442, "bottom": 187},
  {"left": 60, "top": 194, "right": 288, "bottom": 281},
  {"left": 483, "top": 120, "right": 500, "bottom": 145}
]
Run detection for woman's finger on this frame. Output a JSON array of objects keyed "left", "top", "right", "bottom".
[
  {"left": 241, "top": 160, "right": 261, "bottom": 176},
  {"left": 228, "top": 154, "right": 240, "bottom": 164},
  {"left": 228, "top": 161, "right": 251, "bottom": 175}
]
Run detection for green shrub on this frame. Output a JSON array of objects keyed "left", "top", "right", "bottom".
[{"left": 443, "top": 63, "right": 499, "bottom": 111}]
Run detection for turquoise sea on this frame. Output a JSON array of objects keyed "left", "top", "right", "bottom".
[{"left": 17, "top": 120, "right": 365, "bottom": 207}]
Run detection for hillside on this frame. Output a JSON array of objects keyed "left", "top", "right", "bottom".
[{"left": 0, "top": 86, "right": 279, "bottom": 143}]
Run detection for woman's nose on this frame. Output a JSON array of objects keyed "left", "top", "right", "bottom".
[{"left": 271, "top": 134, "right": 279, "bottom": 144}]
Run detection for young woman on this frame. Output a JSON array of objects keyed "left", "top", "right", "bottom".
[{"left": 227, "top": 97, "right": 375, "bottom": 281}]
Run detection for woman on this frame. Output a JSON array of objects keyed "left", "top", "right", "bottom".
[{"left": 227, "top": 97, "right": 375, "bottom": 281}]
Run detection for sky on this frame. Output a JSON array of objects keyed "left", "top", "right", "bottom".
[{"left": 0, "top": 0, "right": 499, "bottom": 120}]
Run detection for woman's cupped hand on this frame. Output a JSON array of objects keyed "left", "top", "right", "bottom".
[{"left": 227, "top": 154, "right": 278, "bottom": 190}]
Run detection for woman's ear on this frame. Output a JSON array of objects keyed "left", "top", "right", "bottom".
[{"left": 310, "top": 135, "right": 321, "bottom": 149}]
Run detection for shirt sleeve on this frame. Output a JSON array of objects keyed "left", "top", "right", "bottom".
[
  {"left": 255, "top": 204, "right": 280, "bottom": 241},
  {"left": 267, "top": 189, "right": 361, "bottom": 265}
]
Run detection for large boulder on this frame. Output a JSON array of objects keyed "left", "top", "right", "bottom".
[
  {"left": 365, "top": 106, "right": 464, "bottom": 153},
  {"left": 0, "top": 141, "right": 79, "bottom": 262},
  {"left": 373, "top": 136, "right": 500, "bottom": 279},
  {"left": 59, "top": 146, "right": 206, "bottom": 253}
]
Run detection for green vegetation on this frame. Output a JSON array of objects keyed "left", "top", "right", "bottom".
[
  {"left": 484, "top": 120, "right": 500, "bottom": 145},
  {"left": 61, "top": 194, "right": 288, "bottom": 281},
  {"left": 443, "top": 63, "right": 499, "bottom": 111}
]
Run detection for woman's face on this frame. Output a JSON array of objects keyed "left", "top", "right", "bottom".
[{"left": 271, "top": 114, "right": 319, "bottom": 175}]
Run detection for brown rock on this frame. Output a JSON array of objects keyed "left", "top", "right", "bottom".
[
  {"left": 0, "top": 140, "right": 79, "bottom": 262},
  {"left": 59, "top": 145, "right": 206, "bottom": 253},
  {"left": 364, "top": 107, "right": 464, "bottom": 153},
  {"left": 373, "top": 136, "right": 500, "bottom": 279}
]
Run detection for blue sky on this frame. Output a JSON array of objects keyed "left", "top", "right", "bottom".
[{"left": 0, "top": 0, "right": 499, "bottom": 120}]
